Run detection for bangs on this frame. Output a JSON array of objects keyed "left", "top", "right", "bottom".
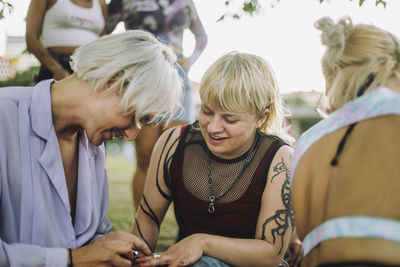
[
  {"left": 200, "top": 80, "right": 253, "bottom": 114},
  {"left": 199, "top": 54, "right": 260, "bottom": 114}
]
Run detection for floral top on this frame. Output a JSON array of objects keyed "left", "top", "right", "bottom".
[{"left": 106, "top": 0, "right": 207, "bottom": 57}]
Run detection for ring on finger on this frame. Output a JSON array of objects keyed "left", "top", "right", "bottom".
[{"left": 153, "top": 253, "right": 161, "bottom": 259}]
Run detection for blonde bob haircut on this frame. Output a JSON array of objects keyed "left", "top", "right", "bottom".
[
  {"left": 316, "top": 16, "right": 400, "bottom": 111},
  {"left": 70, "top": 30, "right": 183, "bottom": 125},
  {"left": 199, "top": 51, "right": 293, "bottom": 144}
]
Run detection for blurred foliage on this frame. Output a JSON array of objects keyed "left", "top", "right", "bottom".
[
  {"left": 106, "top": 154, "right": 178, "bottom": 252},
  {"left": 0, "top": 66, "right": 39, "bottom": 87},
  {"left": 218, "top": 0, "right": 387, "bottom": 21},
  {"left": 0, "top": 0, "right": 388, "bottom": 22},
  {"left": 0, "top": 0, "right": 13, "bottom": 19}
]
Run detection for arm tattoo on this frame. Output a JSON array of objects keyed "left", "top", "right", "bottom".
[
  {"left": 135, "top": 219, "right": 154, "bottom": 252},
  {"left": 140, "top": 195, "right": 160, "bottom": 228},
  {"left": 155, "top": 129, "right": 179, "bottom": 201},
  {"left": 261, "top": 157, "right": 294, "bottom": 255},
  {"left": 135, "top": 129, "right": 180, "bottom": 252}
]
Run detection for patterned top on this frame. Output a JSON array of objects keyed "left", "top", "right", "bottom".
[
  {"left": 106, "top": 0, "right": 207, "bottom": 51},
  {"left": 290, "top": 86, "right": 400, "bottom": 256}
]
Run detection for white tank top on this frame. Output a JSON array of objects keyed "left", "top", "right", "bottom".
[{"left": 41, "top": 0, "right": 104, "bottom": 47}]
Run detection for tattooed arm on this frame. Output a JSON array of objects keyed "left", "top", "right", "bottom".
[
  {"left": 135, "top": 145, "right": 295, "bottom": 267},
  {"left": 131, "top": 126, "right": 181, "bottom": 252}
]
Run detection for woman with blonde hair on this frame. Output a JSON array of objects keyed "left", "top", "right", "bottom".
[
  {"left": 130, "top": 52, "right": 303, "bottom": 267},
  {"left": 291, "top": 16, "right": 400, "bottom": 267}
]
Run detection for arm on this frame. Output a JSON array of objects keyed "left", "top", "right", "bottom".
[
  {"left": 131, "top": 127, "right": 181, "bottom": 251},
  {"left": 105, "top": 0, "right": 123, "bottom": 34},
  {"left": 99, "top": 0, "right": 108, "bottom": 36},
  {"left": 180, "top": 0, "right": 207, "bottom": 69},
  {"left": 285, "top": 229, "right": 303, "bottom": 267},
  {"left": 137, "top": 145, "right": 295, "bottom": 267},
  {"left": 186, "top": 0, "right": 207, "bottom": 66},
  {"left": 25, "top": 0, "right": 70, "bottom": 80},
  {"left": 0, "top": 240, "right": 68, "bottom": 267}
]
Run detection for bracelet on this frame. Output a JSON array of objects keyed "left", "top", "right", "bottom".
[{"left": 68, "top": 248, "right": 73, "bottom": 267}]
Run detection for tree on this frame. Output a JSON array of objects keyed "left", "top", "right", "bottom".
[
  {"left": 218, "top": 0, "right": 387, "bottom": 21},
  {"left": 0, "top": 0, "right": 13, "bottom": 19},
  {"left": 0, "top": 0, "right": 388, "bottom": 21}
]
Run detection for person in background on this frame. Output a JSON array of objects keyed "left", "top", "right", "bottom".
[
  {"left": 291, "top": 16, "right": 400, "bottom": 267},
  {"left": 26, "top": 0, "right": 107, "bottom": 82},
  {"left": 130, "top": 52, "right": 303, "bottom": 267},
  {"left": 0, "top": 30, "right": 183, "bottom": 267},
  {"left": 106, "top": 0, "right": 208, "bottom": 211}
]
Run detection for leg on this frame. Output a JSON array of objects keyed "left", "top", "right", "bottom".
[{"left": 132, "top": 124, "right": 161, "bottom": 211}]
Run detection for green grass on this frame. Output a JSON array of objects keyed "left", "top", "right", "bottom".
[{"left": 106, "top": 152, "right": 178, "bottom": 252}]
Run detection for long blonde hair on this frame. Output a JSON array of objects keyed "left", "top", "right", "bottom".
[
  {"left": 315, "top": 16, "right": 400, "bottom": 111},
  {"left": 199, "top": 52, "right": 293, "bottom": 144}
]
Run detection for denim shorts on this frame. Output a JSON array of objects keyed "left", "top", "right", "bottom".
[
  {"left": 171, "top": 64, "right": 195, "bottom": 123},
  {"left": 36, "top": 52, "right": 73, "bottom": 82},
  {"left": 189, "top": 256, "right": 230, "bottom": 267}
]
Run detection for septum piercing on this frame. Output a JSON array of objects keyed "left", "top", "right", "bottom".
[{"left": 112, "top": 131, "right": 116, "bottom": 140}]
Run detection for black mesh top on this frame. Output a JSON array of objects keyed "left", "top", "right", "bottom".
[{"left": 168, "top": 122, "right": 287, "bottom": 240}]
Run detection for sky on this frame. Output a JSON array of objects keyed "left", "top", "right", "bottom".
[{"left": 1, "top": 0, "right": 400, "bottom": 93}]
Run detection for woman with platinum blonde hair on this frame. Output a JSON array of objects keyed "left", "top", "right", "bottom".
[
  {"left": 291, "top": 16, "right": 400, "bottom": 267},
  {"left": 130, "top": 52, "right": 303, "bottom": 267},
  {"left": 0, "top": 30, "right": 182, "bottom": 267}
]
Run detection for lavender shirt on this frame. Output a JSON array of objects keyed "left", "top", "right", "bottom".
[{"left": 0, "top": 80, "right": 111, "bottom": 266}]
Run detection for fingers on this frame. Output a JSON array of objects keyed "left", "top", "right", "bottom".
[
  {"left": 132, "top": 235, "right": 152, "bottom": 256},
  {"left": 289, "top": 244, "right": 304, "bottom": 267},
  {"left": 74, "top": 240, "right": 134, "bottom": 267},
  {"left": 102, "top": 231, "right": 152, "bottom": 256},
  {"left": 136, "top": 253, "right": 166, "bottom": 267},
  {"left": 135, "top": 253, "right": 195, "bottom": 267}
]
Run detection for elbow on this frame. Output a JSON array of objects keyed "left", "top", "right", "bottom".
[
  {"left": 200, "top": 34, "right": 208, "bottom": 49},
  {"left": 25, "top": 35, "right": 35, "bottom": 53}
]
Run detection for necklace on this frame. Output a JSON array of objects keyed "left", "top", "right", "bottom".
[{"left": 206, "top": 134, "right": 259, "bottom": 213}]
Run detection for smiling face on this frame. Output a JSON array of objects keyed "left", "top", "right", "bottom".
[
  {"left": 84, "top": 91, "right": 153, "bottom": 146},
  {"left": 198, "top": 103, "right": 264, "bottom": 159}
]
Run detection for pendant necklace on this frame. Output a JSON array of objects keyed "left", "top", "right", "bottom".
[{"left": 206, "top": 134, "right": 259, "bottom": 214}]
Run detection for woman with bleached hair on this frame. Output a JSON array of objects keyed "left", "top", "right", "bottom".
[
  {"left": 0, "top": 30, "right": 183, "bottom": 267},
  {"left": 131, "top": 52, "right": 303, "bottom": 267},
  {"left": 291, "top": 16, "right": 400, "bottom": 267}
]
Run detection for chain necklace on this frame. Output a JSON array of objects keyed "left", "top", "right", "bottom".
[{"left": 206, "top": 133, "right": 259, "bottom": 214}]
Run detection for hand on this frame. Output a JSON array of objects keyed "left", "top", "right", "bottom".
[
  {"left": 136, "top": 233, "right": 205, "bottom": 267},
  {"left": 72, "top": 231, "right": 152, "bottom": 267},
  {"left": 95, "top": 231, "right": 153, "bottom": 257},
  {"left": 284, "top": 235, "right": 303, "bottom": 267},
  {"left": 52, "top": 68, "right": 71, "bottom": 81}
]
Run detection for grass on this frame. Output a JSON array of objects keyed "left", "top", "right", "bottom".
[{"left": 105, "top": 150, "right": 178, "bottom": 252}]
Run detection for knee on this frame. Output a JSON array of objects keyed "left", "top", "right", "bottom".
[{"left": 135, "top": 151, "right": 152, "bottom": 169}]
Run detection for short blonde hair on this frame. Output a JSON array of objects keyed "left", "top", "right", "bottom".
[
  {"left": 70, "top": 30, "right": 183, "bottom": 125},
  {"left": 199, "top": 51, "right": 293, "bottom": 143},
  {"left": 315, "top": 16, "right": 400, "bottom": 110}
]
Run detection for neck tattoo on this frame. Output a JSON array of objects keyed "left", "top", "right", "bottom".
[{"left": 206, "top": 133, "right": 259, "bottom": 214}]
